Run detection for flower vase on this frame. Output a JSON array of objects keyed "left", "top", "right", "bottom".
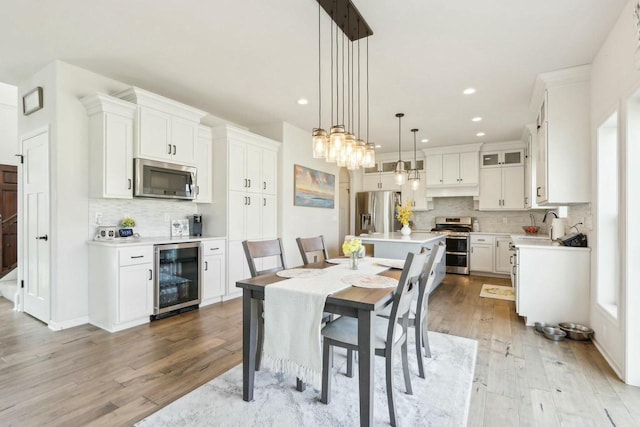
[
  {"left": 400, "top": 225, "right": 411, "bottom": 236},
  {"left": 350, "top": 252, "right": 359, "bottom": 270}
]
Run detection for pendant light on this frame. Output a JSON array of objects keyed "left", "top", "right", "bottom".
[
  {"left": 394, "top": 113, "right": 406, "bottom": 186},
  {"left": 362, "top": 36, "right": 375, "bottom": 168},
  {"left": 408, "top": 128, "right": 421, "bottom": 190},
  {"left": 312, "top": 3, "right": 327, "bottom": 159}
]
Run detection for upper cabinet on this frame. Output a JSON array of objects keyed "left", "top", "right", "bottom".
[
  {"left": 478, "top": 142, "right": 526, "bottom": 210},
  {"left": 422, "top": 143, "right": 482, "bottom": 198},
  {"left": 194, "top": 125, "right": 213, "bottom": 204},
  {"left": 82, "top": 94, "right": 136, "bottom": 199},
  {"left": 116, "top": 87, "right": 207, "bottom": 166},
  {"left": 481, "top": 149, "right": 524, "bottom": 168},
  {"left": 529, "top": 66, "right": 590, "bottom": 205}
]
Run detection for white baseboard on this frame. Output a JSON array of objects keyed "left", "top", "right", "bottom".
[
  {"left": 592, "top": 337, "right": 624, "bottom": 380},
  {"left": 222, "top": 293, "right": 241, "bottom": 302},
  {"left": 48, "top": 316, "right": 89, "bottom": 331}
]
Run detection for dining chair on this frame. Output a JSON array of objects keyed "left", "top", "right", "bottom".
[
  {"left": 242, "top": 238, "right": 288, "bottom": 371},
  {"left": 320, "top": 250, "right": 428, "bottom": 427},
  {"left": 296, "top": 235, "right": 329, "bottom": 265},
  {"left": 377, "top": 241, "right": 446, "bottom": 378}
]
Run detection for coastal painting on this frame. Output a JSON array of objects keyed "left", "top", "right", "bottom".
[{"left": 294, "top": 164, "right": 335, "bottom": 209}]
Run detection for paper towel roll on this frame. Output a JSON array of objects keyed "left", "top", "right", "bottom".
[{"left": 551, "top": 218, "right": 565, "bottom": 240}]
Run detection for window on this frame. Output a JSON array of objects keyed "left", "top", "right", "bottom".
[{"left": 596, "top": 112, "right": 619, "bottom": 318}]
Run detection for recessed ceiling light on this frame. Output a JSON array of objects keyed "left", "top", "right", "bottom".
[
  {"left": 476, "top": 132, "right": 485, "bottom": 137},
  {"left": 471, "top": 117, "right": 482, "bottom": 122},
  {"left": 421, "top": 139, "right": 429, "bottom": 143},
  {"left": 297, "top": 98, "right": 309, "bottom": 105},
  {"left": 463, "top": 88, "right": 476, "bottom": 95},
  {"left": 375, "top": 144, "right": 382, "bottom": 148}
]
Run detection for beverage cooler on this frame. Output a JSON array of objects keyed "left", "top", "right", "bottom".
[{"left": 153, "top": 242, "right": 201, "bottom": 317}]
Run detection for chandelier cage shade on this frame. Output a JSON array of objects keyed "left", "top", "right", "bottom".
[
  {"left": 312, "top": 0, "right": 373, "bottom": 171},
  {"left": 408, "top": 128, "right": 421, "bottom": 190}
]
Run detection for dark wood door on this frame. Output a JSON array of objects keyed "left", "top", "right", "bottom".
[{"left": 0, "top": 165, "right": 17, "bottom": 276}]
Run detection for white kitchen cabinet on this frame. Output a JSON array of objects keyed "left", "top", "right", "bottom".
[
  {"left": 201, "top": 240, "right": 226, "bottom": 306},
  {"left": 494, "top": 237, "right": 512, "bottom": 273},
  {"left": 470, "top": 235, "right": 495, "bottom": 273},
  {"left": 530, "top": 66, "right": 590, "bottom": 205},
  {"left": 116, "top": 87, "right": 206, "bottom": 167},
  {"left": 82, "top": 94, "right": 136, "bottom": 199},
  {"left": 400, "top": 181, "right": 427, "bottom": 210},
  {"left": 425, "top": 151, "right": 478, "bottom": 187},
  {"left": 479, "top": 165, "right": 524, "bottom": 210},
  {"left": 205, "top": 125, "right": 281, "bottom": 300},
  {"left": 425, "top": 155, "right": 443, "bottom": 186},
  {"left": 89, "top": 244, "right": 154, "bottom": 332},
  {"left": 481, "top": 149, "right": 524, "bottom": 168},
  {"left": 362, "top": 172, "right": 399, "bottom": 191},
  {"left": 194, "top": 125, "right": 213, "bottom": 204}
]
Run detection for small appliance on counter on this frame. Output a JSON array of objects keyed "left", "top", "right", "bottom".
[
  {"left": 557, "top": 232, "right": 588, "bottom": 247},
  {"left": 550, "top": 218, "right": 566, "bottom": 240},
  {"left": 189, "top": 214, "right": 203, "bottom": 237},
  {"left": 94, "top": 225, "right": 141, "bottom": 241}
]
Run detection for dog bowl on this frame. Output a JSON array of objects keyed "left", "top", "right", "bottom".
[
  {"left": 522, "top": 226, "right": 540, "bottom": 234},
  {"left": 542, "top": 326, "right": 566, "bottom": 341},
  {"left": 534, "top": 322, "right": 557, "bottom": 333},
  {"left": 559, "top": 322, "right": 594, "bottom": 341}
]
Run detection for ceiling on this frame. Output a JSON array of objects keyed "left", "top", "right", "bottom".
[{"left": 0, "top": 0, "right": 628, "bottom": 152}]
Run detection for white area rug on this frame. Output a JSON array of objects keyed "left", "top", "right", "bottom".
[
  {"left": 137, "top": 332, "right": 477, "bottom": 427},
  {"left": 480, "top": 284, "right": 515, "bottom": 301}
]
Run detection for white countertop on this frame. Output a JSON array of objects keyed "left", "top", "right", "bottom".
[
  {"left": 510, "top": 235, "right": 590, "bottom": 251},
  {"left": 471, "top": 231, "right": 517, "bottom": 236},
  {"left": 358, "top": 232, "right": 444, "bottom": 244},
  {"left": 87, "top": 235, "right": 226, "bottom": 247}
]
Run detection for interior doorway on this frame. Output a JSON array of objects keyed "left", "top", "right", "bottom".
[
  {"left": 338, "top": 168, "right": 350, "bottom": 255},
  {"left": 0, "top": 165, "right": 18, "bottom": 277}
]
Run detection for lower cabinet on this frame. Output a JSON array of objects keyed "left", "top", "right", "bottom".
[
  {"left": 201, "top": 239, "right": 226, "bottom": 306},
  {"left": 494, "top": 237, "right": 512, "bottom": 273},
  {"left": 470, "top": 234, "right": 512, "bottom": 275},
  {"left": 89, "top": 244, "right": 154, "bottom": 332}
]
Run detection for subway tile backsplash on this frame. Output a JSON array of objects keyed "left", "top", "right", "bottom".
[
  {"left": 412, "top": 197, "right": 592, "bottom": 236},
  {"left": 88, "top": 198, "right": 198, "bottom": 240}
]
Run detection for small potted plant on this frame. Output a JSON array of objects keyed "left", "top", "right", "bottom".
[
  {"left": 342, "top": 238, "right": 364, "bottom": 270},
  {"left": 396, "top": 203, "right": 413, "bottom": 236},
  {"left": 120, "top": 217, "right": 136, "bottom": 228}
]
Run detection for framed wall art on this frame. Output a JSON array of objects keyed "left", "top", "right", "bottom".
[
  {"left": 294, "top": 164, "right": 335, "bottom": 209},
  {"left": 22, "top": 87, "right": 43, "bottom": 115}
]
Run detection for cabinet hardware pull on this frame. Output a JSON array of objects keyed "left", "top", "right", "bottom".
[
  {"left": 510, "top": 255, "right": 514, "bottom": 264},
  {"left": 248, "top": 179, "right": 251, "bottom": 187},
  {"left": 196, "top": 185, "right": 200, "bottom": 195},
  {"left": 263, "top": 198, "right": 266, "bottom": 206},
  {"left": 149, "top": 269, "right": 153, "bottom": 280},
  {"left": 128, "top": 179, "right": 132, "bottom": 190},
  {"left": 440, "top": 179, "right": 443, "bottom": 182},
  {"left": 478, "top": 239, "right": 485, "bottom": 242},
  {"left": 36, "top": 235, "right": 48, "bottom": 241},
  {"left": 525, "top": 197, "right": 528, "bottom": 204},
  {"left": 131, "top": 255, "right": 144, "bottom": 259},
  {"left": 211, "top": 247, "right": 219, "bottom": 251},
  {"left": 173, "top": 145, "right": 176, "bottom": 155},
  {"left": 244, "top": 196, "right": 248, "bottom": 205},
  {"left": 536, "top": 187, "right": 541, "bottom": 197},
  {"left": 263, "top": 181, "right": 266, "bottom": 190},
  {"left": 168, "top": 144, "right": 172, "bottom": 154},
  {"left": 205, "top": 261, "right": 209, "bottom": 271},
  {"left": 248, "top": 197, "right": 251, "bottom": 205}
]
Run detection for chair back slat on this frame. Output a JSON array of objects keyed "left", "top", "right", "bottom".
[
  {"left": 425, "top": 242, "right": 446, "bottom": 293},
  {"left": 296, "top": 235, "right": 329, "bottom": 265},
  {"left": 242, "top": 238, "right": 288, "bottom": 278}
]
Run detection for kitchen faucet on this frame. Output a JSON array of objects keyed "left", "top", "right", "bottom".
[{"left": 542, "top": 210, "right": 558, "bottom": 223}]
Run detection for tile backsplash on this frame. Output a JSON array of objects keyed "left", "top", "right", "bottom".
[
  {"left": 412, "top": 197, "right": 592, "bottom": 236},
  {"left": 88, "top": 198, "right": 198, "bottom": 239}
]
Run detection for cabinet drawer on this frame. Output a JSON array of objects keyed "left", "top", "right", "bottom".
[
  {"left": 470, "top": 235, "right": 495, "bottom": 245},
  {"left": 202, "top": 240, "right": 226, "bottom": 255},
  {"left": 119, "top": 246, "right": 154, "bottom": 266}
]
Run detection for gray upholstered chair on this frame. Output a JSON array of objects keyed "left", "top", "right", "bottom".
[
  {"left": 320, "top": 250, "right": 428, "bottom": 427},
  {"left": 377, "top": 241, "right": 446, "bottom": 378},
  {"left": 296, "top": 235, "right": 329, "bottom": 265},
  {"left": 241, "top": 238, "right": 288, "bottom": 371}
]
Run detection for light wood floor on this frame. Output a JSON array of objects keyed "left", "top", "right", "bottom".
[{"left": 1, "top": 275, "right": 639, "bottom": 426}]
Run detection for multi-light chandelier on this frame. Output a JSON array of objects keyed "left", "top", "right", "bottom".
[{"left": 312, "top": 0, "right": 375, "bottom": 170}]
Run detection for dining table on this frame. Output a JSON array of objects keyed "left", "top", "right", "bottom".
[{"left": 236, "top": 260, "right": 402, "bottom": 427}]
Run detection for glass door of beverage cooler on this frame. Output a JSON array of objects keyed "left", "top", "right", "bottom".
[{"left": 154, "top": 242, "right": 201, "bottom": 315}]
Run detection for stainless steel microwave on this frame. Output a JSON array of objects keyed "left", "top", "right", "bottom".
[{"left": 134, "top": 158, "right": 196, "bottom": 200}]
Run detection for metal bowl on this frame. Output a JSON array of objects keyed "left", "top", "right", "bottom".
[
  {"left": 559, "top": 322, "right": 594, "bottom": 341},
  {"left": 534, "top": 322, "right": 557, "bottom": 333},
  {"left": 522, "top": 226, "right": 540, "bottom": 234},
  {"left": 542, "top": 326, "right": 566, "bottom": 341}
]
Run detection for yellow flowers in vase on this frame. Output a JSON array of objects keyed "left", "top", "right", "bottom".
[
  {"left": 396, "top": 203, "right": 413, "bottom": 236},
  {"left": 342, "top": 238, "right": 364, "bottom": 270}
]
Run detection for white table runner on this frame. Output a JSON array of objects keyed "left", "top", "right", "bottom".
[{"left": 263, "top": 260, "right": 390, "bottom": 387}]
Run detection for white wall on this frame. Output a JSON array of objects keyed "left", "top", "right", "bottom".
[
  {"left": 0, "top": 82, "right": 18, "bottom": 165},
  {"left": 252, "top": 122, "right": 341, "bottom": 266},
  {"left": 589, "top": 0, "right": 640, "bottom": 384}
]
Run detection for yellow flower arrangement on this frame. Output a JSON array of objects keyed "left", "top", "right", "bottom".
[
  {"left": 396, "top": 203, "right": 413, "bottom": 226},
  {"left": 342, "top": 238, "right": 363, "bottom": 255}
]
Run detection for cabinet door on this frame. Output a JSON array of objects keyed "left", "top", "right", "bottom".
[
  {"left": 245, "top": 194, "right": 262, "bottom": 239},
  {"left": 202, "top": 254, "right": 225, "bottom": 301},
  {"left": 502, "top": 149, "right": 524, "bottom": 166},
  {"left": 524, "top": 136, "right": 532, "bottom": 208},
  {"left": 425, "top": 155, "right": 443, "bottom": 186},
  {"left": 441, "top": 153, "right": 460, "bottom": 185},
  {"left": 171, "top": 117, "right": 197, "bottom": 165},
  {"left": 494, "top": 237, "right": 512, "bottom": 273},
  {"left": 362, "top": 174, "right": 381, "bottom": 191},
  {"left": 104, "top": 113, "right": 133, "bottom": 198},
  {"left": 228, "top": 142, "right": 247, "bottom": 192},
  {"left": 261, "top": 149, "right": 277, "bottom": 195},
  {"left": 261, "top": 194, "right": 277, "bottom": 238},
  {"left": 380, "top": 174, "right": 399, "bottom": 190},
  {"left": 227, "top": 241, "right": 248, "bottom": 296},
  {"left": 138, "top": 107, "right": 172, "bottom": 161},
  {"left": 245, "top": 145, "right": 262, "bottom": 193},
  {"left": 118, "top": 262, "right": 153, "bottom": 323},
  {"left": 412, "top": 188, "right": 427, "bottom": 210},
  {"left": 502, "top": 165, "right": 525, "bottom": 210},
  {"left": 458, "top": 152, "right": 479, "bottom": 185},
  {"left": 536, "top": 121, "right": 548, "bottom": 203},
  {"left": 481, "top": 152, "right": 501, "bottom": 168},
  {"left": 228, "top": 191, "right": 246, "bottom": 240},
  {"left": 479, "top": 168, "right": 502, "bottom": 210},
  {"left": 194, "top": 136, "right": 212, "bottom": 203},
  {"left": 470, "top": 244, "right": 494, "bottom": 272}
]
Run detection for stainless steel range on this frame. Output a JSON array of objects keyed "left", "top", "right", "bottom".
[{"left": 431, "top": 216, "right": 473, "bottom": 275}]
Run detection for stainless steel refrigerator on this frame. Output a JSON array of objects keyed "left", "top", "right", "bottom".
[{"left": 355, "top": 191, "right": 402, "bottom": 235}]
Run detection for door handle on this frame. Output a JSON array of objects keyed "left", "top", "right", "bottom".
[
  {"left": 536, "top": 187, "right": 541, "bottom": 197},
  {"left": 244, "top": 196, "right": 248, "bottom": 205},
  {"left": 149, "top": 269, "right": 153, "bottom": 280},
  {"left": 36, "top": 235, "right": 48, "bottom": 241},
  {"left": 247, "top": 196, "right": 251, "bottom": 205}
]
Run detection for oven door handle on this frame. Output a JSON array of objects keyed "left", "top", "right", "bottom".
[
  {"left": 446, "top": 251, "right": 469, "bottom": 256},
  {"left": 445, "top": 236, "right": 469, "bottom": 240}
]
